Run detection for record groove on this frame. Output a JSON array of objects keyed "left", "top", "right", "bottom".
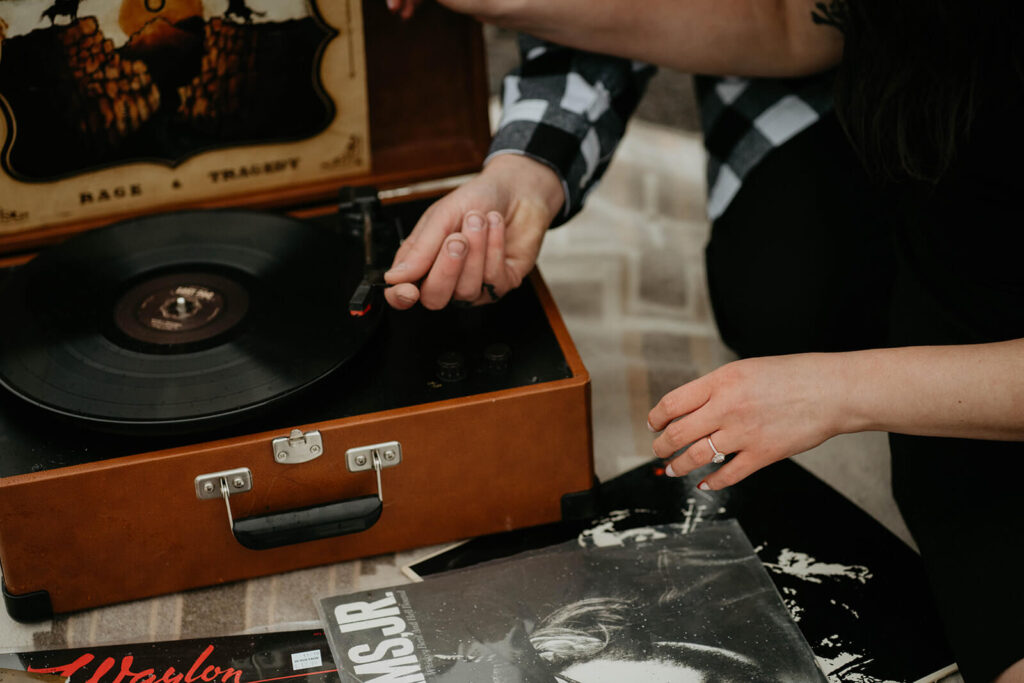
[{"left": 0, "top": 209, "right": 380, "bottom": 433}]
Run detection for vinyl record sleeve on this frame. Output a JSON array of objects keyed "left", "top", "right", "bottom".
[
  {"left": 318, "top": 520, "right": 827, "bottom": 682},
  {"left": 0, "top": 630, "right": 339, "bottom": 683},
  {"left": 404, "top": 460, "right": 957, "bottom": 683}
]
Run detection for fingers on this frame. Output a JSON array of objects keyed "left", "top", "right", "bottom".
[
  {"left": 651, "top": 410, "right": 718, "bottom": 464},
  {"left": 385, "top": 212, "right": 500, "bottom": 310},
  {"left": 383, "top": 282, "right": 420, "bottom": 310},
  {"left": 418, "top": 234, "right": 469, "bottom": 310},
  {"left": 647, "top": 378, "right": 712, "bottom": 433},
  {"left": 383, "top": 205, "right": 503, "bottom": 311},
  {"left": 453, "top": 213, "right": 488, "bottom": 301},
  {"left": 662, "top": 436, "right": 769, "bottom": 494},
  {"left": 384, "top": 202, "right": 459, "bottom": 287},
  {"left": 475, "top": 212, "right": 508, "bottom": 304},
  {"left": 695, "top": 454, "right": 765, "bottom": 492},
  {"left": 659, "top": 430, "right": 724, "bottom": 479},
  {"left": 400, "top": 0, "right": 423, "bottom": 20},
  {"left": 384, "top": 0, "right": 421, "bottom": 20}
]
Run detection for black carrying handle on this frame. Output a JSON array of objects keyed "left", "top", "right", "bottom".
[{"left": 231, "top": 494, "right": 382, "bottom": 550}]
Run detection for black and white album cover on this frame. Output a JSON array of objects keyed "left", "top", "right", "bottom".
[
  {"left": 0, "top": 630, "right": 338, "bottom": 683},
  {"left": 406, "top": 460, "right": 956, "bottom": 683},
  {"left": 319, "top": 520, "right": 826, "bottom": 682}
]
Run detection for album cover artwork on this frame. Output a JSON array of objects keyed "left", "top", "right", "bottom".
[
  {"left": 0, "top": 630, "right": 339, "bottom": 683},
  {"left": 406, "top": 460, "right": 957, "bottom": 683},
  {"left": 319, "top": 520, "right": 827, "bottom": 682},
  {"left": 0, "top": 0, "right": 369, "bottom": 232}
]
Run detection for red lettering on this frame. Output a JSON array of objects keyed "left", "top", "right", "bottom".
[
  {"left": 111, "top": 654, "right": 136, "bottom": 683},
  {"left": 130, "top": 669, "right": 155, "bottom": 683},
  {"left": 85, "top": 657, "right": 117, "bottom": 683},
  {"left": 30, "top": 653, "right": 95, "bottom": 678},
  {"left": 184, "top": 645, "right": 215, "bottom": 683},
  {"left": 29, "top": 644, "right": 237, "bottom": 683},
  {"left": 155, "top": 667, "right": 184, "bottom": 683}
]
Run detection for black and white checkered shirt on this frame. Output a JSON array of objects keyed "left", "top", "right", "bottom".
[{"left": 488, "top": 35, "right": 835, "bottom": 222}]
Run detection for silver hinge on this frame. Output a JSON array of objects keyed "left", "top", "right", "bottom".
[
  {"left": 346, "top": 441, "right": 402, "bottom": 472},
  {"left": 272, "top": 429, "right": 324, "bottom": 464}
]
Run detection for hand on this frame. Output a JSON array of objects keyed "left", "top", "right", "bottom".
[
  {"left": 647, "top": 354, "right": 846, "bottom": 491},
  {"left": 383, "top": 154, "right": 564, "bottom": 310},
  {"left": 385, "top": 0, "right": 507, "bottom": 22},
  {"left": 384, "top": 0, "right": 424, "bottom": 20},
  {"left": 385, "top": 0, "right": 525, "bottom": 25}
]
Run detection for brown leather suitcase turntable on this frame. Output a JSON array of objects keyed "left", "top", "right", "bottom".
[{"left": 0, "top": 0, "right": 594, "bottom": 621}]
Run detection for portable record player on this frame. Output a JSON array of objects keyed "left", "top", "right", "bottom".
[{"left": 0, "top": 0, "right": 594, "bottom": 620}]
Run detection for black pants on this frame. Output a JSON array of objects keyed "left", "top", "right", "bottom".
[{"left": 704, "top": 110, "right": 1024, "bottom": 682}]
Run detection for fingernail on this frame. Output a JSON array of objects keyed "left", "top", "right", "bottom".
[
  {"left": 396, "top": 293, "right": 415, "bottom": 305},
  {"left": 447, "top": 240, "right": 467, "bottom": 257},
  {"left": 386, "top": 0, "right": 398, "bottom": 10},
  {"left": 487, "top": 212, "right": 501, "bottom": 228},
  {"left": 664, "top": 462, "right": 677, "bottom": 478},
  {"left": 466, "top": 214, "right": 485, "bottom": 231},
  {"left": 698, "top": 481, "right": 711, "bottom": 491},
  {"left": 387, "top": 262, "right": 407, "bottom": 275},
  {"left": 646, "top": 418, "right": 655, "bottom": 433}
]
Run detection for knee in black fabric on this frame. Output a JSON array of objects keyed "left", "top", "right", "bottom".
[{"left": 890, "top": 433, "right": 1024, "bottom": 682}]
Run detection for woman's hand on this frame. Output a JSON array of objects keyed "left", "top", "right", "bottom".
[
  {"left": 647, "top": 354, "right": 846, "bottom": 490},
  {"left": 384, "top": 0, "right": 423, "bottom": 20},
  {"left": 650, "top": 340, "right": 1024, "bottom": 490},
  {"left": 383, "top": 154, "right": 564, "bottom": 310},
  {"left": 385, "top": 0, "right": 508, "bottom": 22}
]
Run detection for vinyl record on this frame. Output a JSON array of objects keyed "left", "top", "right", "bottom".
[{"left": 0, "top": 209, "right": 380, "bottom": 433}]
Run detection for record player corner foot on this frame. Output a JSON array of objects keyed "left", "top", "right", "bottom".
[{"left": 2, "top": 579, "right": 53, "bottom": 623}]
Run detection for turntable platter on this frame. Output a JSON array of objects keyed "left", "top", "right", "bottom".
[{"left": 0, "top": 210, "right": 379, "bottom": 433}]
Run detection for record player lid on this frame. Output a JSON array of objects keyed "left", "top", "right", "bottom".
[{"left": 0, "top": 0, "right": 490, "bottom": 252}]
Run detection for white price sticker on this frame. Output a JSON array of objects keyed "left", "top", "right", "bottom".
[{"left": 291, "top": 650, "right": 323, "bottom": 671}]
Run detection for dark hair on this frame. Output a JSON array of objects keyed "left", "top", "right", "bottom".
[
  {"left": 813, "top": 1, "right": 1023, "bottom": 184},
  {"left": 530, "top": 598, "right": 771, "bottom": 682}
]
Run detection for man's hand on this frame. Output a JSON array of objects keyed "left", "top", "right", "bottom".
[{"left": 383, "top": 154, "right": 564, "bottom": 310}]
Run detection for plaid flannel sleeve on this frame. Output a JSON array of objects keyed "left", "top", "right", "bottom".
[
  {"left": 697, "top": 73, "right": 834, "bottom": 220},
  {"left": 487, "top": 34, "right": 656, "bottom": 225}
]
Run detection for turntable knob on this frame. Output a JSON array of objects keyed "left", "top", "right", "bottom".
[
  {"left": 483, "top": 343, "right": 510, "bottom": 374},
  {"left": 436, "top": 351, "right": 466, "bottom": 382}
]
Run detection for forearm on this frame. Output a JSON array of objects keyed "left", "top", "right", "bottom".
[
  {"left": 834, "top": 339, "right": 1024, "bottom": 441},
  {"left": 468, "top": 0, "right": 842, "bottom": 77}
]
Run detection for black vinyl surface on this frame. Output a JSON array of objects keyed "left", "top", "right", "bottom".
[{"left": 0, "top": 209, "right": 379, "bottom": 431}]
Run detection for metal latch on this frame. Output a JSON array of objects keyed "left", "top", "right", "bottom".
[
  {"left": 194, "top": 468, "right": 253, "bottom": 537},
  {"left": 272, "top": 429, "right": 323, "bottom": 464},
  {"left": 194, "top": 467, "right": 252, "bottom": 500},
  {"left": 346, "top": 441, "right": 402, "bottom": 472}
]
